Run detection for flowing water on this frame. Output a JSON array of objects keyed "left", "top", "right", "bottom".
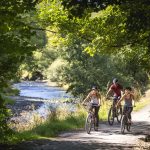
[{"left": 13, "top": 81, "right": 72, "bottom": 100}]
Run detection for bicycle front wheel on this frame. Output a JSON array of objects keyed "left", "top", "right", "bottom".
[
  {"left": 85, "top": 114, "right": 92, "bottom": 134},
  {"left": 121, "top": 115, "right": 126, "bottom": 134},
  {"left": 108, "top": 107, "right": 114, "bottom": 125},
  {"left": 126, "top": 123, "right": 131, "bottom": 132}
]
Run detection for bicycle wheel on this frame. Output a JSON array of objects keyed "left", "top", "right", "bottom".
[
  {"left": 127, "top": 123, "right": 131, "bottom": 132},
  {"left": 121, "top": 115, "right": 126, "bottom": 134},
  {"left": 93, "top": 116, "right": 98, "bottom": 131},
  {"left": 108, "top": 107, "right": 114, "bottom": 125},
  {"left": 117, "top": 107, "right": 123, "bottom": 123},
  {"left": 85, "top": 114, "right": 92, "bottom": 134}
]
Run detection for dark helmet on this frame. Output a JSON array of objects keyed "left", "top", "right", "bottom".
[
  {"left": 92, "top": 85, "right": 98, "bottom": 90},
  {"left": 113, "top": 78, "right": 118, "bottom": 83}
]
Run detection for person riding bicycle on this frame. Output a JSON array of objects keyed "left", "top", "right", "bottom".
[
  {"left": 116, "top": 87, "right": 134, "bottom": 123},
  {"left": 82, "top": 86, "right": 101, "bottom": 131},
  {"left": 106, "top": 78, "right": 123, "bottom": 107}
]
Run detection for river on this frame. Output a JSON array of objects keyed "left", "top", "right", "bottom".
[{"left": 13, "top": 81, "right": 72, "bottom": 100}]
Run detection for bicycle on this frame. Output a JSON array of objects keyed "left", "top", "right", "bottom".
[
  {"left": 121, "top": 106, "right": 134, "bottom": 134},
  {"left": 83, "top": 103, "right": 99, "bottom": 134},
  {"left": 107, "top": 97, "right": 122, "bottom": 125}
]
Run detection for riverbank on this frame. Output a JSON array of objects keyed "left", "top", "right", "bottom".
[{"left": 7, "top": 95, "right": 78, "bottom": 133}]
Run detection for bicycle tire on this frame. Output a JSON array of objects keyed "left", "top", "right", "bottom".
[
  {"left": 121, "top": 115, "right": 126, "bottom": 134},
  {"left": 93, "top": 117, "right": 97, "bottom": 131},
  {"left": 108, "top": 107, "right": 114, "bottom": 125},
  {"left": 85, "top": 114, "right": 92, "bottom": 134},
  {"left": 127, "top": 123, "right": 131, "bottom": 132},
  {"left": 117, "top": 107, "right": 123, "bottom": 123}
]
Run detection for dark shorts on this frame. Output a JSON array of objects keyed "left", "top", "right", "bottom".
[
  {"left": 113, "top": 96, "right": 120, "bottom": 105},
  {"left": 123, "top": 106, "right": 133, "bottom": 119}
]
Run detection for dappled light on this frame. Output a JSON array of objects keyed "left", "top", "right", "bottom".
[{"left": 0, "top": 0, "right": 150, "bottom": 149}]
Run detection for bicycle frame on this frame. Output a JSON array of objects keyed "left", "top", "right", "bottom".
[
  {"left": 121, "top": 107, "right": 132, "bottom": 134},
  {"left": 107, "top": 97, "right": 122, "bottom": 125},
  {"left": 83, "top": 103, "right": 98, "bottom": 134}
]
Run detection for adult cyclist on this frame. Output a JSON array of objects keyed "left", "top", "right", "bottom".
[
  {"left": 82, "top": 86, "right": 101, "bottom": 131},
  {"left": 106, "top": 78, "right": 123, "bottom": 110}
]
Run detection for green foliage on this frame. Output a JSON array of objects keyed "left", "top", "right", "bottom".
[
  {"left": 31, "top": 0, "right": 150, "bottom": 96},
  {"left": 0, "top": 95, "right": 13, "bottom": 143},
  {"left": 0, "top": 0, "right": 43, "bottom": 142}
]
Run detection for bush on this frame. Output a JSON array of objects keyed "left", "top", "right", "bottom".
[{"left": 0, "top": 95, "right": 13, "bottom": 143}]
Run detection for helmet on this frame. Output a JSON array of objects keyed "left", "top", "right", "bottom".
[
  {"left": 113, "top": 78, "right": 118, "bottom": 83},
  {"left": 92, "top": 86, "right": 98, "bottom": 90}
]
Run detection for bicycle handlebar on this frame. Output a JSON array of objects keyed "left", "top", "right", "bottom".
[{"left": 82, "top": 103, "right": 100, "bottom": 107}]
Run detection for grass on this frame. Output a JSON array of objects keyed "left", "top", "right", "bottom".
[{"left": 134, "top": 98, "right": 150, "bottom": 111}]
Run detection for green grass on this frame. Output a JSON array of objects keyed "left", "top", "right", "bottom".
[
  {"left": 4, "top": 97, "right": 15, "bottom": 105},
  {"left": 99, "top": 101, "right": 110, "bottom": 121},
  {"left": 133, "top": 98, "right": 150, "bottom": 111}
]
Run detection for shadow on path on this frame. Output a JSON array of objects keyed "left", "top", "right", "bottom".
[{"left": 0, "top": 139, "right": 137, "bottom": 150}]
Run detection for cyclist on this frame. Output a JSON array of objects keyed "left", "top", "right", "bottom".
[
  {"left": 116, "top": 87, "right": 134, "bottom": 123},
  {"left": 82, "top": 86, "right": 101, "bottom": 131},
  {"left": 106, "top": 78, "right": 123, "bottom": 108}
]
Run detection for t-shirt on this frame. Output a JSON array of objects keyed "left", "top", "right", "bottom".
[{"left": 110, "top": 83, "right": 123, "bottom": 97}]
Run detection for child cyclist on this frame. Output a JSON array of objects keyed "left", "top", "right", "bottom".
[
  {"left": 82, "top": 86, "right": 101, "bottom": 131},
  {"left": 116, "top": 87, "right": 135, "bottom": 123}
]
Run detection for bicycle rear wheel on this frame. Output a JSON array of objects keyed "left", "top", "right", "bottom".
[
  {"left": 108, "top": 107, "right": 114, "bottom": 125},
  {"left": 121, "top": 115, "right": 126, "bottom": 134},
  {"left": 85, "top": 114, "right": 92, "bottom": 134},
  {"left": 127, "top": 123, "right": 131, "bottom": 132}
]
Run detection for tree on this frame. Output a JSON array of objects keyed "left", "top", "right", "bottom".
[{"left": 0, "top": 0, "right": 41, "bottom": 142}]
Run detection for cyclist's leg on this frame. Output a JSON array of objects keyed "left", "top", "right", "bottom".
[
  {"left": 113, "top": 96, "right": 118, "bottom": 107},
  {"left": 127, "top": 107, "right": 133, "bottom": 122},
  {"left": 113, "top": 96, "right": 118, "bottom": 116},
  {"left": 123, "top": 105, "right": 127, "bottom": 115},
  {"left": 94, "top": 106, "right": 100, "bottom": 127},
  {"left": 88, "top": 103, "right": 93, "bottom": 112},
  {"left": 116, "top": 96, "right": 122, "bottom": 114}
]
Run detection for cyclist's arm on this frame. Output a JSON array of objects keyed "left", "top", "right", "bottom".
[
  {"left": 131, "top": 93, "right": 135, "bottom": 106},
  {"left": 116, "top": 94, "right": 125, "bottom": 106},
  {"left": 106, "top": 88, "right": 112, "bottom": 98},
  {"left": 98, "top": 92, "right": 101, "bottom": 106},
  {"left": 82, "top": 93, "right": 90, "bottom": 104}
]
